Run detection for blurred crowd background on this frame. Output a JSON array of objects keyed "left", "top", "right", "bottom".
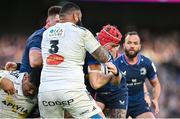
[{"left": 0, "top": 0, "right": 179, "bottom": 118}]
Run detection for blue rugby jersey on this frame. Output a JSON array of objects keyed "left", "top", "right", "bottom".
[
  {"left": 114, "top": 53, "right": 157, "bottom": 106},
  {"left": 20, "top": 28, "right": 46, "bottom": 73}
]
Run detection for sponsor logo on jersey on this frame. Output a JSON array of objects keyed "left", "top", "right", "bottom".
[
  {"left": 119, "top": 100, "right": 125, "bottom": 105},
  {"left": 46, "top": 54, "right": 64, "bottom": 65},
  {"left": 42, "top": 99, "right": 74, "bottom": 106},
  {"left": 10, "top": 71, "right": 19, "bottom": 78},
  {"left": 2, "top": 100, "right": 29, "bottom": 117},
  {"left": 49, "top": 28, "right": 64, "bottom": 37},
  {"left": 121, "top": 71, "right": 127, "bottom": 76},
  {"left": 140, "top": 67, "right": 147, "bottom": 75},
  {"left": 79, "top": 109, "right": 89, "bottom": 115}
]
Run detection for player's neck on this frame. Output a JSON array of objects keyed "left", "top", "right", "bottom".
[
  {"left": 60, "top": 17, "right": 76, "bottom": 24},
  {"left": 125, "top": 55, "right": 138, "bottom": 65}
]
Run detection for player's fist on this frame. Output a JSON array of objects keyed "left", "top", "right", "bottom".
[
  {"left": 105, "top": 62, "right": 121, "bottom": 86},
  {"left": 152, "top": 99, "right": 159, "bottom": 115},
  {"left": 105, "top": 62, "right": 118, "bottom": 75},
  {"left": 0, "top": 77, "right": 15, "bottom": 95},
  {"left": 5, "top": 62, "right": 17, "bottom": 71},
  {"left": 144, "top": 92, "right": 151, "bottom": 107}
]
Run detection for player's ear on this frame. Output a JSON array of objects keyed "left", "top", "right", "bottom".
[
  {"left": 46, "top": 17, "right": 50, "bottom": 26},
  {"left": 22, "top": 73, "right": 29, "bottom": 82},
  {"left": 73, "top": 11, "right": 79, "bottom": 23},
  {"left": 139, "top": 44, "right": 142, "bottom": 50}
]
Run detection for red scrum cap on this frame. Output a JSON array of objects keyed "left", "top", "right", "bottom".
[{"left": 97, "top": 24, "right": 122, "bottom": 46}]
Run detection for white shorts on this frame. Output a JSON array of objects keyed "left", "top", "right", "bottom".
[
  {"left": 0, "top": 90, "right": 37, "bottom": 118},
  {"left": 38, "top": 89, "right": 102, "bottom": 118}
]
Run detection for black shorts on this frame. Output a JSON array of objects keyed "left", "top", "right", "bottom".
[
  {"left": 94, "top": 91, "right": 128, "bottom": 109},
  {"left": 127, "top": 100, "right": 151, "bottom": 118}
]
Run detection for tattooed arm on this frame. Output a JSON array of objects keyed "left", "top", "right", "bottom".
[{"left": 91, "top": 46, "right": 111, "bottom": 63}]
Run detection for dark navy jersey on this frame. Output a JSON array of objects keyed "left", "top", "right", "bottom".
[
  {"left": 20, "top": 27, "right": 46, "bottom": 73},
  {"left": 84, "top": 52, "right": 128, "bottom": 93},
  {"left": 114, "top": 53, "right": 157, "bottom": 106}
]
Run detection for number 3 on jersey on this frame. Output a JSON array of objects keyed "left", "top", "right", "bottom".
[
  {"left": 49, "top": 40, "right": 59, "bottom": 54},
  {"left": 46, "top": 40, "right": 64, "bottom": 65}
]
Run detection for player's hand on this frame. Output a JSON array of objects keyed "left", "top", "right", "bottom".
[
  {"left": 105, "top": 62, "right": 118, "bottom": 75},
  {"left": 152, "top": 99, "right": 159, "bottom": 115},
  {"left": 5, "top": 62, "right": 17, "bottom": 71},
  {"left": 0, "top": 77, "right": 15, "bottom": 95},
  {"left": 144, "top": 92, "right": 151, "bottom": 107},
  {"left": 105, "top": 62, "right": 121, "bottom": 86}
]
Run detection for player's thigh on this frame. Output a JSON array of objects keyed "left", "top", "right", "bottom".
[
  {"left": 38, "top": 91, "right": 64, "bottom": 118},
  {"left": 64, "top": 90, "right": 103, "bottom": 118},
  {"left": 136, "top": 111, "right": 155, "bottom": 119},
  {"left": 104, "top": 108, "right": 127, "bottom": 118}
]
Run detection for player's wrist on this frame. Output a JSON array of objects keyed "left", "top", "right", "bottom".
[
  {"left": 113, "top": 66, "right": 120, "bottom": 77},
  {"left": 16, "top": 63, "right": 21, "bottom": 70},
  {"left": 144, "top": 92, "right": 150, "bottom": 96},
  {"left": 114, "top": 71, "right": 119, "bottom": 76}
]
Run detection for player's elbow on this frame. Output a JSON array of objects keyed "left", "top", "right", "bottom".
[
  {"left": 30, "top": 60, "right": 42, "bottom": 68},
  {"left": 89, "top": 78, "right": 102, "bottom": 90},
  {"left": 29, "top": 49, "right": 43, "bottom": 68}
]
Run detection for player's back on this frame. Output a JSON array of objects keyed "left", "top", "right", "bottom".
[{"left": 40, "top": 22, "right": 100, "bottom": 92}]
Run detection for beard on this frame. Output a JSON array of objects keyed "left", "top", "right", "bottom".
[{"left": 125, "top": 48, "right": 139, "bottom": 59}]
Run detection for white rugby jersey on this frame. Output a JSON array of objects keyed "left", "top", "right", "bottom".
[
  {"left": 40, "top": 22, "right": 101, "bottom": 92},
  {"left": 0, "top": 70, "right": 37, "bottom": 118}
]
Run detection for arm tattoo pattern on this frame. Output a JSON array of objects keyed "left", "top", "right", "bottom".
[{"left": 91, "top": 46, "right": 111, "bottom": 63}]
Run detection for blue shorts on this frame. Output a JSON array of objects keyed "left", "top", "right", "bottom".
[
  {"left": 127, "top": 100, "right": 151, "bottom": 118},
  {"left": 94, "top": 91, "right": 128, "bottom": 109}
]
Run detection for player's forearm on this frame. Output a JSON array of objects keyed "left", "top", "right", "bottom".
[
  {"left": 110, "top": 72, "right": 122, "bottom": 86},
  {"left": 89, "top": 72, "right": 113, "bottom": 89},
  {"left": 91, "top": 46, "right": 111, "bottom": 63},
  {"left": 30, "top": 59, "right": 43, "bottom": 68},
  {"left": 152, "top": 81, "right": 161, "bottom": 101},
  {"left": 144, "top": 83, "right": 148, "bottom": 93}
]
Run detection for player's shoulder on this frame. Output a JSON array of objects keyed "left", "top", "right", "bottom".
[
  {"left": 30, "top": 27, "right": 45, "bottom": 37},
  {"left": 73, "top": 24, "right": 87, "bottom": 31},
  {"left": 0, "top": 70, "right": 19, "bottom": 80},
  {"left": 139, "top": 54, "right": 153, "bottom": 65},
  {"left": 114, "top": 53, "right": 125, "bottom": 63},
  {"left": 27, "top": 27, "right": 45, "bottom": 42}
]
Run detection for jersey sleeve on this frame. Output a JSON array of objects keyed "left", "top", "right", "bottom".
[
  {"left": 83, "top": 30, "right": 101, "bottom": 54},
  {"left": 112, "top": 57, "right": 121, "bottom": 69},
  {"left": 146, "top": 59, "right": 157, "bottom": 80},
  {"left": 29, "top": 35, "right": 42, "bottom": 50}
]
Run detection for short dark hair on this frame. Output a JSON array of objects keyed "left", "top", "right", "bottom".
[
  {"left": 48, "top": 5, "right": 62, "bottom": 16},
  {"left": 124, "top": 31, "right": 139, "bottom": 39},
  {"left": 124, "top": 31, "right": 141, "bottom": 43},
  {"left": 60, "top": 2, "right": 81, "bottom": 17},
  {"left": 29, "top": 67, "right": 42, "bottom": 87}
]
